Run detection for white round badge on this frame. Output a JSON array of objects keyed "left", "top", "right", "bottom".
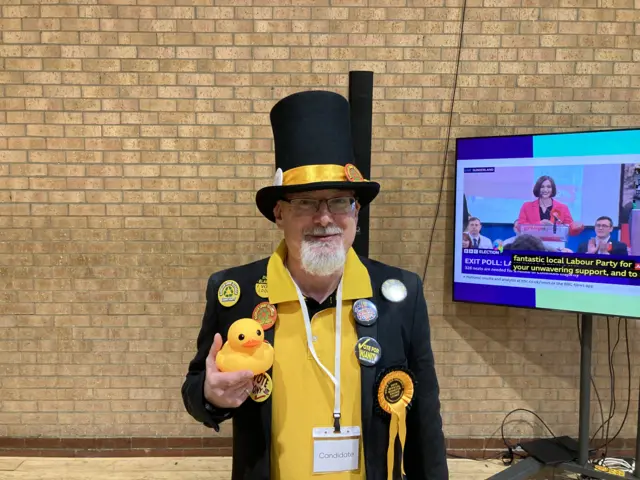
[{"left": 381, "top": 279, "right": 407, "bottom": 303}]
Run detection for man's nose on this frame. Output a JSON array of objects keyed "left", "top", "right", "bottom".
[{"left": 313, "top": 202, "right": 332, "bottom": 225}]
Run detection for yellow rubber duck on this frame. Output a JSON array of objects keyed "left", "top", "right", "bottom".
[{"left": 216, "top": 318, "right": 274, "bottom": 376}]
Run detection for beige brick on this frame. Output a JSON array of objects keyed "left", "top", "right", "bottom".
[
  {"left": 4, "top": 31, "right": 40, "bottom": 44},
  {"left": 84, "top": 113, "right": 120, "bottom": 126},
  {"left": 595, "top": 76, "right": 629, "bottom": 88},
  {"left": 5, "top": 59, "right": 41, "bottom": 71},
  {"left": 160, "top": 138, "right": 196, "bottom": 150},
  {"left": 178, "top": 20, "right": 216, "bottom": 33},
  {"left": 176, "top": 73, "right": 214, "bottom": 86},
  {"left": 599, "top": 22, "right": 633, "bottom": 35},
  {"left": 159, "top": 33, "right": 195, "bottom": 46},
  {"left": 576, "top": 62, "right": 613, "bottom": 74},
  {"left": 138, "top": 46, "right": 175, "bottom": 59},
  {"left": 42, "top": 31, "right": 80, "bottom": 45},
  {"left": 7, "top": 112, "right": 43, "bottom": 125},
  {"left": 596, "top": 48, "right": 631, "bottom": 61},
  {"left": 118, "top": 32, "right": 157, "bottom": 46}
]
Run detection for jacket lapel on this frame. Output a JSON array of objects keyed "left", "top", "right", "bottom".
[
  {"left": 341, "top": 250, "right": 378, "bottom": 477},
  {"left": 356, "top": 317, "right": 378, "bottom": 465},
  {"left": 261, "top": 322, "right": 275, "bottom": 459}
]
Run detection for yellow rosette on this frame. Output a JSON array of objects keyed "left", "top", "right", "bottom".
[{"left": 374, "top": 367, "right": 415, "bottom": 480}]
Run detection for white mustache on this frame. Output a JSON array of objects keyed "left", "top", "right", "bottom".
[{"left": 303, "top": 226, "right": 343, "bottom": 236}]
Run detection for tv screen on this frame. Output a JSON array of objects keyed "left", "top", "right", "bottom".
[{"left": 452, "top": 128, "right": 640, "bottom": 318}]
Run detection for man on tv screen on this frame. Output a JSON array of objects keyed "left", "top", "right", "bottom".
[
  {"left": 576, "top": 216, "right": 629, "bottom": 256},
  {"left": 466, "top": 217, "right": 492, "bottom": 249}
]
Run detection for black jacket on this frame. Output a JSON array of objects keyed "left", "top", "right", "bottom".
[
  {"left": 576, "top": 239, "right": 628, "bottom": 256},
  {"left": 181, "top": 250, "right": 448, "bottom": 480}
]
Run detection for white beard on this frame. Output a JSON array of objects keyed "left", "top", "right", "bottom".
[{"left": 299, "top": 225, "right": 346, "bottom": 277}]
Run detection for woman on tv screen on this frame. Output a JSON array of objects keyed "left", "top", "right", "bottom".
[{"left": 516, "top": 175, "right": 584, "bottom": 236}]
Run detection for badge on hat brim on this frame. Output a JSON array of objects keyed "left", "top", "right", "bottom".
[
  {"left": 345, "top": 163, "right": 364, "bottom": 182},
  {"left": 353, "top": 299, "right": 378, "bottom": 326},
  {"left": 374, "top": 366, "right": 415, "bottom": 480},
  {"left": 355, "top": 336, "right": 382, "bottom": 366},
  {"left": 381, "top": 279, "right": 407, "bottom": 303},
  {"left": 255, "top": 275, "right": 268, "bottom": 298},
  {"left": 249, "top": 372, "right": 272, "bottom": 402},
  {"left": 252, "top": 301, "right": 277, "bottom": 331},
  {"left": 218, "top": 280, "right": 240, "bottom": 307}
]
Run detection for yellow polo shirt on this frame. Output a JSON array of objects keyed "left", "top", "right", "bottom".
[{"left": 267, "top": 241, "right": 370, "bottom": 480}]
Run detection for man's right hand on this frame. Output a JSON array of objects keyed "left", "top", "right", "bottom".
[{"left": 204, "top": 333, "right": 255, "bottom": 409}]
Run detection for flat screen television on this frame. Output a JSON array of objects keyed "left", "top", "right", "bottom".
[{"left": 452, "top": 128, "right": 640, "bottom": 318}]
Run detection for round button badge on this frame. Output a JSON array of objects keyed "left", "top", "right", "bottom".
[
  {"left": 381, "top": 279, "right": 407, "bottom": 303},
  {"left": 352, "top": 299, "right": 378, "bottom": 326},
  {"left": 249, "top": 372, "right": 272, "bottom": 403},
  {"left": 218, "top": 279, "right": 241, "bottom": 307},
  {"left": 355, "top": 336, "right": 382, "bottom": 367},
  {"left": 252, "top": 302, "right": 277, "bottom": 331}
]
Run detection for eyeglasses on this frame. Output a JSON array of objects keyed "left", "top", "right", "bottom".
[
  {"left": 595, "top": 223, "right": 611, "bottom": 228},
  {"left": 281, "top": 196, "right": 356, "bottom": 215}
]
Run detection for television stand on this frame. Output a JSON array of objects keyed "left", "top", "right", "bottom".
[{"left": 487, "top": 314, "right": 640, "bottom": 480}]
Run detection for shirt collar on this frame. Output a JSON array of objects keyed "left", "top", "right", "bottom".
[{"left": 267, "top": 239, "right": 373, "bottom": 305}]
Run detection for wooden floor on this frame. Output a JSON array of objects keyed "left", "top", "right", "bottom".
[{"left": 0, "top": 457, "right": 509, "bottom": 479}]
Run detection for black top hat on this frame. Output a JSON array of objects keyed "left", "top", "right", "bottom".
[{"left": 255, "top": 90, "right": 380, "bottom": 222}]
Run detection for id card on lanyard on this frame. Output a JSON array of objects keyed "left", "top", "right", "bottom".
[{"left": 288, "top": 272, "right": 361, "bottom": 474}]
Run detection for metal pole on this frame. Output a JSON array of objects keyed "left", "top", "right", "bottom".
[
  {"left": 634, "top": 374, "right": 640, "bottom": 478},
  {"left": 578, "top": 314, "right": 593, "bottom": 465},
  {"left": 348, "top": 70, "right": 373, "bottom": 259}
]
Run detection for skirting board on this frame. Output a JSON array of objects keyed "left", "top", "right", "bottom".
[{"left": 0, "top": 437, "right": 635, "bottom": 459}]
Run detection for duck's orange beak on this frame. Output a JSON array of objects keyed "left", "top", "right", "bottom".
[{"left": 243, "top": 339, "right": 261, "bottom": 348}]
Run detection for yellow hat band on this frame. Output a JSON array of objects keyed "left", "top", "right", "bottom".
[{"left": 282, "top": 164, "right": 365, "bottom": 186}]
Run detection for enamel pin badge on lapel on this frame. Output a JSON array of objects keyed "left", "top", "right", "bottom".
[
  {"left": 353, "top": 299, "right": 378, "bottom": 326},
  {"left": 255, "top": 275, "right": 268, "bottom": 298},
  {"left": 381, "top": 279, "right": 407, "bottom": 303}
]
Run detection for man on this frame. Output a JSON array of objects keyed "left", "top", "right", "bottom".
[
  {"left": 181, "top": 90, "right": 448, "bottom": 480},
  {"left": 462, "top": 194, "right": 470, "bottom": 232},
  {"left": 465, "top": 217, "right": 492, "bottom": 249},
  {"left": 501, "top": 220, "right": 519, "bottom": 247},
  {"left": 576, "top": 216, "right": 628, "bottom": 255}
]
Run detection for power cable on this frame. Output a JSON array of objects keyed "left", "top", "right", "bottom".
[
  {"left": 592, "top": 318, "right": 632, "bottom": 455},
  {"left": 605, "top": 318, "right": 620, "bottom": 455},
  {"left": 421, "top": 0, "right": 467, "bottom": 283},
  {"left": 499, "top": 407, "right": 557, "bottom": 465}
]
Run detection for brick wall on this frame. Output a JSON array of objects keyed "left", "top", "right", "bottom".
[{"left": 1, "top": 0, "right": 638, "bottom": 456}]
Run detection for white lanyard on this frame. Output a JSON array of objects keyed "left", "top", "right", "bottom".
[{"left": 289, "top": 272, "right": 344, "bottom": 432}]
